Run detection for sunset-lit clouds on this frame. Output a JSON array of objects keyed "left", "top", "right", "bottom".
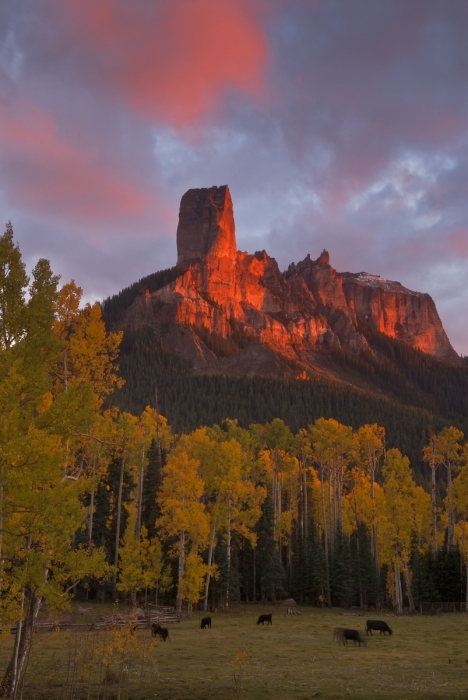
[
  {"left": 53, "top": 0, "right": 269, "bottom": 124},
  {"left": 0, "top": 99, "right": 151, "bottom": 226},
  {"left": 1, "top": 0, "right": 468, "bottom": 352}
]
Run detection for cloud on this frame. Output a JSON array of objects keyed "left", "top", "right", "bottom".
[
  {"left": 0, "top": 98, "right": 151, "bottom": 229},
  {"left": 53, "top": 0, "right": 269, "bottom": 125}
]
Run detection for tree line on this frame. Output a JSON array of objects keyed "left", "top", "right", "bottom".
[{"left": 1, "top": 223, "right": 468, "bottom": 697}]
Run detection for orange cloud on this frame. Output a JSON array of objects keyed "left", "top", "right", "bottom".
[
  {"left": 0, "top": 99, "right": 150, "bottom": 225},
  {"left": 59, "top": 0, "right": 269, "bottom": 124}
]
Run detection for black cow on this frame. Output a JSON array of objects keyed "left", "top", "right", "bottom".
[
  {"left": 200, "top": 616, "right": 212, "bottom": 629},
  {"left": 366, "top": 620, "right": 392, "bottom": 636},
  {"left": 257, "top": 614, "right": 272, "bottom": 626},
  {"left": 343, "top": 628, "right": 364, "bottom": 646},
  {"left": 157, "top": 627, "right": 170, "bottom": 642},
  {"left": 151, "top": 623, "right": 161, "bottom": 638}
]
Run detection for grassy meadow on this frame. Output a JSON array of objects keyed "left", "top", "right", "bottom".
[{"left": 1, "top": 604, "right": 468, "bottom": 699}]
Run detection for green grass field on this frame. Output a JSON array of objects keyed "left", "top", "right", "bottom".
[{"left": 1, "top": 604, "right": 468, "bottom": 699}]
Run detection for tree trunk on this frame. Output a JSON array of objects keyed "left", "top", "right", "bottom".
[
  {"left": 176, "top": 530, "right": 185, "bottom": 614},
  {"left": 401, "top": 555, "right": 416, "bottom": 613},
  {"left": 277, "top": 476, "right": 282, "bottom": 552},
  {"left": 113, "top": 455, "right": 126, "bottom": 599},
  {"left": 303, "top": 466, "right": 309, "bottom": 539},
  {"left": 394, "top": 562, "right": 403, "bottom": 614},
  {"left": 88, "top": 488, "right": 95, "bottom": 543},
  {"left": 446, "top": 462, "right": 453, "bottom": 552},
  {"left": 320, "top": 465, "right": 331, "bottom": 606},
  {"left": 327, "top": 469, "right": 333, "bottom": 559},
  {"left": 136, "top": 448, "right": 145, "bottom": 541},
  {"left": 465, "top": 539, "right": 468, "bottom": 612},
  {"left": 203, "top": 496, "right": 220, "bottom": 611},
  {"left": 369, "top": 467, "right": 379, "bottom": 573},
  {"left": 0, "top": 480, "right": 4, "bottom": 596},
  {"left": 253, "top": 546, "right": 256, "bottom": 602},
  {"left": 430, "top": 449, "right": 438, "bottom": 553},
  {"left": 0, "top": 592, "right": 42, "bottom": 698},
  {"left": 226, "top": 510, "right": 231, "bottom": 608},
  {"left": 338, "top": 461, "right": 344, "bottom": 527}
]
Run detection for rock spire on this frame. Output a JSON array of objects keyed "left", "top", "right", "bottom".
[{"left": 176, "top": 185, "right": 237, "bottom": 267}]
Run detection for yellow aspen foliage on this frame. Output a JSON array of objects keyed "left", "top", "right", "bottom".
[
  {"left": 381, "top": 448, "right": 417, "bottom": 612},
  {"left": 413, "top": 485, "right": 432, "bottom": 550},
  {"left": 117, "top": 506, "right": 164, "bottom": 606},
  {"left": 157, "top": 451, "right": 209, "bottom": 613},
  {"left": 0, "top": 230, "right": 111, "bottom": 697},
  {"left": 179, "top": 551, "right": 209, "bottom": 610},
  {"left": 53, "top": 280, "right": 123, "bottom": 406}
]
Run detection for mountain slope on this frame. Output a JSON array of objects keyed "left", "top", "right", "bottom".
[{"left": 102, "top": 185, "right": 467, "bottom": 471}]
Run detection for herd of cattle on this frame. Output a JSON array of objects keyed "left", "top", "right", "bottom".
[
  {"left": 151, "top": 615, "right": 392, "bottom": 646},
  {"left": 333, "top": 620, "right": 393, "bottom": 646}
]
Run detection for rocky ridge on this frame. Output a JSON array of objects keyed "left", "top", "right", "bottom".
[{"left": 121, "top": 185, "right": 459, "bottom": 377}]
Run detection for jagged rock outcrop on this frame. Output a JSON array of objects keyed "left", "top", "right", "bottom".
[{"left": 121, "top": 185, "right": 459, "bottom": 374}]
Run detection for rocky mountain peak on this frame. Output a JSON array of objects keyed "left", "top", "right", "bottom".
[
  {"left": 176, "top": 185, "right": 237, "bottom": 268},
  {"left": 317, "top": 249, "right": 330, "bottom": 265},
  {"left": 121, "top": 185, "right": 460, "bottom": 376}
]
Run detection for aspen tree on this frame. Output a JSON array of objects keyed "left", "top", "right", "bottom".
[
  {"left": 117, "top": 504, "right": 164, "bottom": 606},
  {"left": 452, "top": 443, "right": 468, "bottom": 607},
  {"left": 308, "top": 419, "right": 354, "bottom": 605},
  {"left": 264, "top": 420, "right": 294, "bottom": 546},
  {"left": 135, "top": 408, "right": 171, "bottom": 539},
  {"left": 157, "top": 452, "right": 208, "bottom": 614},
  {"left": 0, "top": 227, "right": 110, "bottom": 698},
  {"left": 356, "top": 424, "right": 385, "bottom": 568},
  {"left": 52, "top": 281, "right": 123, "bottom": 406},
  {"left": 111, "top": 412, "right": 140, "bottom": 598},
  {"left": 425, "top": 427, "right": 464, "bottom": 552},
  {"left": 422, "top": 436, "right": 440, "bottom": 553},
  {"left": 382, "top": 449, "right": 417, "bottom": 614}
]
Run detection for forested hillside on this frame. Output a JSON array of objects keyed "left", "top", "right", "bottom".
[
  {"left": 107, "top": 326, "right": 468, "bottom": 481},
  {"left": 101, "top": 265, "right": 180, "bottom": 328},
  {"left": 3, "top": 222, "right": 468, "bottom": 696}
]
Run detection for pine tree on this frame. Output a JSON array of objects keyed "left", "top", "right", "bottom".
[
  {"left": 142, "top": 438, "right": 166, "bottom": 538},
  {"left": 310, "top": 537, "right": 328, "bottom": 606},
  {"left": 332, "top": 527, "right": 354, "bottom": 607},
  {"left": 256, "top": 495, "right": 286, "bottom": 603}
]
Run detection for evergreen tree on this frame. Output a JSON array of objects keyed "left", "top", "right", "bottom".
[
  {"left": 310, "top": 537, "right": 328, "bottom": 606},
  {"left": 332, "top": 527, "right": 354, "bottom": 607},
  {"left": 256, "top": 495, "right": 286, "bottom": 603},
  {"left": 142, "top": 438, "right": 166, "bottom": 538},
  {"left": 435, "top": 546, "right": 464, "bottom": 602},
  {"left": 351, "top": 523, "right": 379, "bottom": 607}
]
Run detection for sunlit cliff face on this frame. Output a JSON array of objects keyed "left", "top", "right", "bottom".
[{"left": 120, "top": 186, "right": 460, "bottom": 374}]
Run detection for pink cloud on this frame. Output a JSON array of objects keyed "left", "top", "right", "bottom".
[
  {"left": 0, "top": 99, "right": 151, "bottom": 225},
  {"left": 448, "top": 228, "right": 468, "bottom": 257},
  {"left": 57, "top": 0, "right": 269, "bottom": 125}
]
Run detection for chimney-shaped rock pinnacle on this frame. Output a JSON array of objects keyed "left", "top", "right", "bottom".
[{"left": 176, "top": 185, "right": 237, "bottom": 267}]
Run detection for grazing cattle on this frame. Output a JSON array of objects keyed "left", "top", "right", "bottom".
[
  {"left": 333, "top": 627, "right": 346, "bottom": 645},
  {"left": 343, "top": 629, "right": 364, "bottom": 646},
  {"left": 200, "top": 616, "right": 212, "bottom": 629},
  {"left": 366, "top": 620, "right": 392, "bottom": 636},
  {"left": 157, "top": 627, "right": 170, "bottom": 642},
  {"left": 151, "top": 623, "right": 161, "bottom": 638},
  {"left": 257, "top": 614, "right": 272, "bottom": 626}
]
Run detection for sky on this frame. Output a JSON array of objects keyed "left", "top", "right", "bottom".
[{"left": 1, "top": 0, "right": 467, "bottom": 354}]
